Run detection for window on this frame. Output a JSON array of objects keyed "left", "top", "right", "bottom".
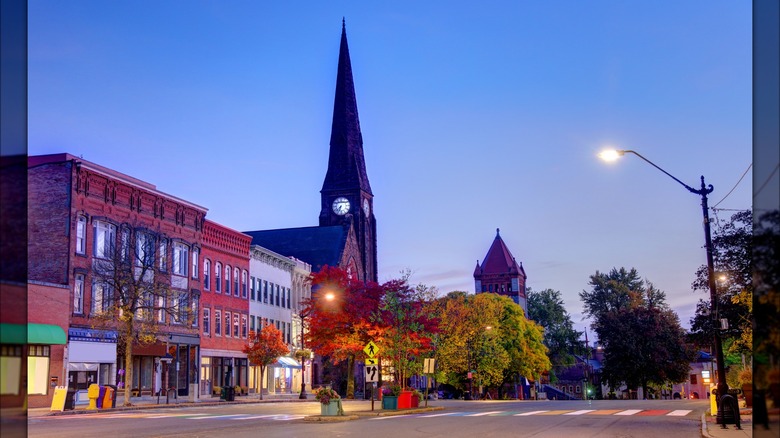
[
  {"left": 73, "top": 274, "right": 85, "bottom": 314},
  {"left": 119, "top": 227, "right": 131, "bottom": 263},
  {"left": 214, "top": 310, "right": 222, "bottom": 336},
  {"left": 27, "top": 345, "right": 51, "bottom": 395},
  {"left": 172, "top": 242, "right": 189, "bottom": 276},
  {"left": 159, "top": 239, "right": 168, "bottom": 271},
  {"left": 250, "top": 277, "right": 256, "bottom": 301},
  {"left": 224, "top": 265, "right": 231, "bottom": 294},
  {"left": 75, "top": 216, "right": 87, "bottom": 254},
  {"left": 136, "top": 231, "right": 155, "bottom": 267},
  {"left": 191, "top": 295, "right": 198, "bottom": 327},
  {"left": 203, "top": 308, "right": 211, "bottom": 336},
  {"left": 263, "top": 281, "right": 268, "bottom": 303},
  {"left": 191, "top": 249, "right": 199, "bottom": 279},
  {"left": 135, "top": 291, "right": 152, "bottom": 321},
  {"left": 250, "top": 315, "right": 256, "bottom": 332},
  {"left": 90, "top": 280, "right": 112, "bottom": 314},
  {"left": 241, "top": 315, "right": 247, "bottom": 338},
  {"left": 215, "top": 262, "right": 222, "bottom": 293},
  {"left": 233, "top": 268, "right": 239, "bottom": 297},
  {"left": 287, "top": 289, "right": 291, "bottom": 309},
  {"left": 275, "top": 285, "right": 280, "bottom": 306},
  {"left": 157, "top": 296, "right": 166, "bottom": 323},
  {"left": 690, "top": 374, "right": 698, "bottom": 385},
  {"left": 93, "top": 220, "right": 116, "bottom": 259},
  {"left": 224, "top": 312, "right": 231, "bottom": 337},
  {"left": 203, "top": 259, "right": 211, "bottom": 290},
  {"left": 241, "top": 270, "right": 248, "bottom": 299},
  {"left": 233, "top": 314, "right": 239, "bottom": 337}
]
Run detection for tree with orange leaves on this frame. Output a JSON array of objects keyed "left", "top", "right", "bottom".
[
  {"left": 303, "top": 266, "right": 385, "bottom": 399},
  {"left": 243, "top": 323, "right": 289, "bottom": 400}
]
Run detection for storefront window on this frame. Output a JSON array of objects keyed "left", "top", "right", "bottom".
[{"left": 27, "top": 345, "right": 51, "bottom": 395}]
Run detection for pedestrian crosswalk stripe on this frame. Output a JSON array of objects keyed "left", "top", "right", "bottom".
[
  {"left": 514, "top": 410, "right": 549, "bottom": 416},
  {"left": 190, "top": 414, "right": 244, "bottom": 420},
  {"left": 564, "top": 410, "right": 596, "bottom": 415},
  {"left": 586, "top": 410, "right": 622, "bottom": 415},
  {"left": 467, "top": 411, "right": 505, "bottom": 417},
  {"left": 667, "top": 410, "right": 692, "bottom": 416},
  {"left": 419, "top": 413, "right": 457, "bottom": 418},
  {"left": 614, "top": 409, "right": 642, "bottom": 416}
]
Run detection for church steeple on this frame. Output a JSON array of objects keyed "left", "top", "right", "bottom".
[
  {"left": 319, "top": 20, "right": 377, "bottom": 283},
  {"left": 474, "top": 228, "right": 528, "bottom": 316},
  {"left": 321, "top": 19, "right": 372, "bottom": 195}
]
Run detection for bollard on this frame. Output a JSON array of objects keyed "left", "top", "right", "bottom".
[{"left": 86, "top": 384, "right": 100, "bottom": 410}]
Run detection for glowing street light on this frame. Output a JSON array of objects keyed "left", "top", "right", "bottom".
[{"left": 598, "top": 148, "right": 729, "bottom": 406}]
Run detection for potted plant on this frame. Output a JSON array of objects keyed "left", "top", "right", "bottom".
[
  {"left": 314, "top": 386, "right": 343, "bottom": 416},
  {"left": 381, "top": 385, "right": 400, "bottom": 410},
  {"left": 411, "top": 389, "right": 423, "bottom": 408},
  {"left": 739, "top": 368, "right": 752, "bottom": 407}
]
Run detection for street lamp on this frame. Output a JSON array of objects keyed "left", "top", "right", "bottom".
[
  {"left": 599, "top": 148, "right": 729, "bottom": 402},
  {"left": 296, "top": 310, "right": 311, "bottom": 399}
]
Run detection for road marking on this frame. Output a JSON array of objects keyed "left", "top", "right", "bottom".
[
  {"left": 419, "top": 413, "right": 457, "bottom": 418},
  {"left": 189, "top": 414, "right": 244, "bottom": 420},
  {"left": 667, "top": 410, "right": 691, "bottom": 416},
  {"left": 467, "top": 411, "right": 505, "bottom": 416},
  {"left": 230, "top": 415, "right": 277, "bottom": 420},
  {"left": 514, "top": 410, "right": 549, "bottom": 416},
  {"left": 614, "top": 409, "right": 642, "bottom": 415},
  {"left": 636, "top": 410, "right": 670, "bottom": 416},
  {"left": 587, "top": 410, "right": 622, "bottom": 415},
  {"left": 537, "top": 410, "right": 573, "bottom": 415},
  {"left": 564, "top": 410, "right": 596, "bottom": 415},
  {"left": 370, "top": 415, "right": 413, "bottom": 420}
]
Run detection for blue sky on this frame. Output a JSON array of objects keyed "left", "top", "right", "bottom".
[{"left": 28, "top": 1, "right": 752, "bottom": 336}]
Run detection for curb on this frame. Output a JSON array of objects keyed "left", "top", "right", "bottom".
[
  {"left": 304, "top": 415, "right": 360, "bottom": 422},
  {"left": 701, "top": 414, "right": 714, "bottom": 438}
]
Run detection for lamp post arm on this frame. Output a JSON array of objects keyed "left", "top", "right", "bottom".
[{"left": 622, "top": 150, "right": 706, "bottom": 194}]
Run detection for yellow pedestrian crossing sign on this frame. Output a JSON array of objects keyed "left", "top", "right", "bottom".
[{"left": 363, "top": 340, "right": 379, "bottom": 358}]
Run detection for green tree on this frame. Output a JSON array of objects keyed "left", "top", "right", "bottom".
[
  {"left": 527, "top": 288, "right": 583, "bottom": 380},
  {"left": 581, "top": 268, "right": 694, "bottom": 397},
  {"left": 689, "top": 210, "right": 752, "bottom": 365}
]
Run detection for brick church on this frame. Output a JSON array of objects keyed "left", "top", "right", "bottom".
[
  {"left": 245, "top": 20, "right": 378, "bottom": 285},
  {"left": 474, "top": 228, "right": 528, "bottom": 316}
]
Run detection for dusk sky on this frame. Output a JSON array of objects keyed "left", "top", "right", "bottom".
[{"left": 28, "top": 1, "right": 752, "bottom": 336}]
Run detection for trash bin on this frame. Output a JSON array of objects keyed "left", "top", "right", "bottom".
[
  {"left": 103, "top": 385, "right": 116, "bottom": 408},
  {"left": 97, "top": 386, "right": 106, "bottom": 409},
  {"left": 224, "top": 386, "right": 235, "bottom": 401}
]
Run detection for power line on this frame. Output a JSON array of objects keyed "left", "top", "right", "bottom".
[
  {"left": 712, "top": 163, "right": 751, "bottom": 208},
  {"left": 753, "top": 162, "right": 780, "bottom": 200}
]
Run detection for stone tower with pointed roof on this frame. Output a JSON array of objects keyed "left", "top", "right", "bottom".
[
  {"left": 474, "top": 228, "right": 528, "bottom": 316},
  {"left": 318, "top": 19, "right": 377, "bottom": 283}
]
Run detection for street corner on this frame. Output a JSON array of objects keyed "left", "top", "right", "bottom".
[{"left": 304, "top": 414, "right": 360, "bottom": 422}]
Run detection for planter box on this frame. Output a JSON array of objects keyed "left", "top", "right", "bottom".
[
  {"left": 411, "top": 394, "right": 419, "bottom": 408},
  {"left": 398, "top": 391, "right": 413, "bottom": 409},
  {"left": 320, "top": 399, "right": 342, "bottom": 416},
  {"left": 382, "top": 395, "right": 398, "bottom": 410}
]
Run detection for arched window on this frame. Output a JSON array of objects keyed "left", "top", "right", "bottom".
[
  {"left": 215, "top": 262, "right": 222, "bottom": 293},
  {"left": 204, "top": 259, "right": 211, "bottom": 290},
  {"left": 225, "top": 265, "right": 231, "bottom": 294},
  {"left": 241, "top": 270, "right": 248, "bottom": 299}
]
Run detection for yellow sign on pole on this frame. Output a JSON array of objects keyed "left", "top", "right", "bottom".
[
  {"left": 366, "top": 357, "right": 379, "bottom": 365},
  {"left": 363, "top": 341, "right": 379, "bottom": 358}
]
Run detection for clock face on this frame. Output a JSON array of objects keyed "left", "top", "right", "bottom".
[
  {"left": 363, "top": 199, "right": 370, "bottom": 216},
  {"left": 332, "top": 197, "right": 350, "bottom": 215}
]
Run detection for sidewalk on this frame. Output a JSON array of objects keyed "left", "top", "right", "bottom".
[{"left": 701, "top": 408, "right": 780, "bottom": 438}]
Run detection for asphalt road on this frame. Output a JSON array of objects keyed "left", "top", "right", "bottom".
[{"left": 28, "top": 398, "right": 710, "bottom": 438}]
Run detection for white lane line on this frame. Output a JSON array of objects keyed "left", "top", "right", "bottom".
[
  {"left": 370, "top": 415, "right": 413, "bottom": 420},
  {"left": 614, "top": 409, "right": 642, "bottom": 416},
  {"left": 564, "top": 410, "right": 596, "bottom": 415},
  {"left": 514, "top": 410, "right": 549, "bottom": 416},
  {"left": 467, "top": 411, "right": 505, "bottom": 417},
  {"left": 189, "top": 414, "right": 245, "bottom": 420},
  {"left": 667, "top": 410, "right": 692, "bottom": 416},
  {"left": 419, "top": 413, "right": 457, "bottom": 418},
  {"left": 230, "top": 415, "right": 277, "bottom": 420}
]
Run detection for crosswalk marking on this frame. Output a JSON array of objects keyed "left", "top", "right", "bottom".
[
  {"left": 467, "top": 411, "right": 505, "bottom": 417},
  {"left": 614, "top": 409, "right": 643, "bottom": 416},
  {"left": 564, "top": 410, "right": 596, "bottom": 415},
  {"left": 515, "top": 410, "right": 549, "bottom": 416},
  {"left": 190, "top": 414, "right": 245, "bottom": 420},
  {"left": 419, "top": 413, "right": 457, "bottom": 418},
  {"left": 667, "top": 410, "right": 692, "bottom": 416}
]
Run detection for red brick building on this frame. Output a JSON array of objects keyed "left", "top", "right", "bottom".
[
  {"left": 28, "top": 153, "right": 207, "bottom": 399},
  {"left": 474, "top": 228, "right": 528, "bottom": 316},
  {"left": 200, "top": 220, "right": 252, "bottom": 396}
]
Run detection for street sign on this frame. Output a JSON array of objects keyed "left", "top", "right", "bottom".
[
  {"left": 365, "top": 357, "right": 379, "bottom": 365},
  {"left": 365, "top": 364, "right": 379, "bottom": 382},
  {"left": 423, "top": 358, "right": 435, "bottom": 374},
  {"left": 363, "top": 341, "right": 379, "bottom": 358}
]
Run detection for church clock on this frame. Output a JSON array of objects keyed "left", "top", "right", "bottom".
[{"left": 332, "top": 197, "right": 351, "bottom": 215}]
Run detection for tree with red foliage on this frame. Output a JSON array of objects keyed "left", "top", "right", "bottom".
[
  {"left": 303, "top": 266, "right": 385, "bottom": 398},
  {"left": 243, "top": 323, "right": 289, "bottom": 400}
]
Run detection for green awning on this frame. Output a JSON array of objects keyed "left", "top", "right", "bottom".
[{"left": 0, "top": 323, "right": 67, "bottom": 345}]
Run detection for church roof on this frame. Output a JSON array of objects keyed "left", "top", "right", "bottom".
[
  {"left": 477, "top": 228, "right": 525, "bottom": 276},
  {"left": 243, "top": 225, "right": 348, "bottom": 273},
  {"left": 321, "top": 19, "right": 372, "bottom": 195}
]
